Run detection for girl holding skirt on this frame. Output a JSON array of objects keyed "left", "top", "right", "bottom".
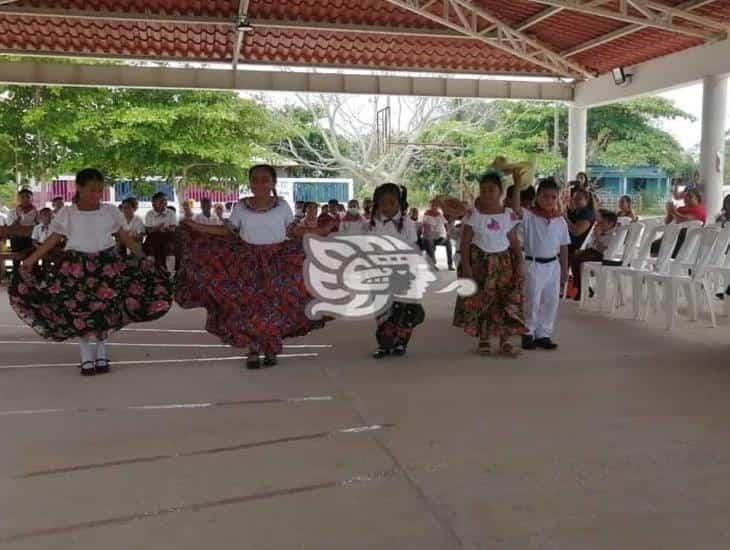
[
  {"left": 453, "top": 172, "right": 527, "bottom": 357},
  {"left": 9, "top": 169, "right": 174, "bottom": 376},
  {"left": 365, "top": 183, "right": 425, "bottom": 359},
  {"left": 177, "top": 164, "right": 335, "bottom": 370}
]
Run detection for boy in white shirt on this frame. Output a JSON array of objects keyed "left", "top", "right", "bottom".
[
  {"left": 511, "top": 178, "right": 570, "bottom": 351},
  {"left": 31, "top": 208, "right": 53, "bottom": 245},
  {"left": 144, "top": 192, "right": 177, "bottom": 270},
  {"left": 194, "top": 198, "right": 222, "bottom": 226}
]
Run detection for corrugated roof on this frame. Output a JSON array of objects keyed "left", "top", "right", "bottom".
[{"left": 0, "top": 0, "right": 727, "bottom": 80}]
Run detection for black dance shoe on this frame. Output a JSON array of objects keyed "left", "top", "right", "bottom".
[
  {"left": 521, "top": 335, "right": 536, "bottom": 350},
  {"left": 263, "top": 355, "right": 278, "bottom": 367},
  {"left": 80, "top": 361, "right": 96, "bottom": 376},
  {"left": 392, "top": 345, "right": 407, "bottom": 357},
  {"left": 373, "top": 348, "right": 389, "bottom": 359},
  {"left": 94, "top": 359, "right": 110, "bottom": 374},
  {"left": 246, "top": 354, "right": 261, "bottom": 370},
  {"left": 534, "top": 338, "right": 558, "bottom": 350}
]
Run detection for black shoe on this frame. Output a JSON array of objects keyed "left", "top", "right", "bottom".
[
  {"left": 392, "top": 345, "right": 407, "bottom": 357},
  {"left": 373, "top": 348, "right": 389, "bottom": 359},
  {"left": 535, "top": 337, "right": 558, "bottom": 350},
  {"left": 448, "top": 266, "right": 456, "bottom": 271},
  {"left": 263, "top": 355, "right": 278, "bottom": 367},
  {"left": 521, "top": 335, "right": 536, "bottom": 350},
  {"left": 588, "top": 287, "right": 595, "bottom": 298},
  {"left": 246, "top": 354, "right": 261, "bottom": 370},
  {"left": 80, "top": 361, "right": 96, "bottom": 376},
  {"left": 94, "top": 359, "right": 110, "bottom": 374}
]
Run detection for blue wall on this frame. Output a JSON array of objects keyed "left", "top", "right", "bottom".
[
  {"left": 586, "top": 165, "right": 669, "bottom": 196},
  {"left": 293, "top": 181, "right": 350, "bottom": 203}
]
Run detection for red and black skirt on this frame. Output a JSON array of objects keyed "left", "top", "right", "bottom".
[{"left": 176, "top": 226, "right": 329, "bottom": 355}]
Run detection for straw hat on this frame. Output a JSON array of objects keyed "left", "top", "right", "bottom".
[{"left": 435, "top": 195, "right": 467, "bottom": 218}]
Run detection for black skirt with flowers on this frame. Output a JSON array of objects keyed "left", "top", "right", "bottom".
[{"left": 9, "top": 248, "right": 173, "bottom": 341}]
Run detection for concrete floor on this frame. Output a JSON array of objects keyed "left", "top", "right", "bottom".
[{"left": 1, "top": 273, "right": 730, "bottom": 550}]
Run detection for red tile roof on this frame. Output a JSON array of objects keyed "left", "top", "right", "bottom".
[{"left": 0, "top": 0, "right": 727, "bottom": 79}]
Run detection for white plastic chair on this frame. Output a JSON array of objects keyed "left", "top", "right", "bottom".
[
  {"left": 643, "top": 227, "right": 719, "bottom": 329},
  {"left": 607, "top": 223, "right": 689, "bottom": 320},
  {"left": 578, "top": 224, "right": 631, "bottom": 311},
  {"left": 702, "top": 226, "right": 730, "bottom": 317}
]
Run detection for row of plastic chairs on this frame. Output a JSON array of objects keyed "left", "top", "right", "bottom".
[{"left": 579, "top": 220, "right": 730, "bottom": 330}]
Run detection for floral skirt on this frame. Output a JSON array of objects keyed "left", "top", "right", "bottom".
[
  {"left": 376, "top": 301, "right": 425, "bottom": 350},
  {"left": 9, "top": 248, "right": 173, "bottom": 341},
  {"left": 453, "top": 246, "right": 527, "bottom": 340},
  {"left": 175, "top": 226, "right": 328, "bottom": 355}
]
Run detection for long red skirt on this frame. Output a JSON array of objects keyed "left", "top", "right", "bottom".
[{"left": 176, "top": 226, "right": 328, "bottom": 355}]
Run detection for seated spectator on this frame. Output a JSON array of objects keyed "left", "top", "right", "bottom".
[
  {"left": 294, "top": 200, "right": 306, "bottom": 222},
  {"left": 570, "top": 210, "right": 620, "bottom": 301},
  {"left": 214, "top": 203, "right": 227, "bottom": 222},
  {"left": 340, "top": 200, "right": 365, "bottom": 234},
  {"left": 3, "top": 189, "right": 38, "bottom": 271},
  {"left": 299, "top": 202, "right": 320, "bottom": 229},
  {"left": 181, "top": 199, "right": 195, "bottom": 222},
  {"left": 194, "top": 198, "right": 222, "bottom": 226},
  {"left": 715, "top": 194, "right": 730, "bottom": 226},
  {"left": 120, "top": 197, "right": 144, "bottom": 249},
  {"left": 144, "top": 192, "right": 177, "bottom": 270},
  {"left": 617, "top": 195, "right": 638, "bottom": 223},
  {"left": 362, "top": 198, "right": 373, "bottom": 220},
  {"left": 565, "top": 188, "right": 596, "bottom": 261},
  {"left": 317, "top": 202, "right": 340, "bottom": 233},
  {"left": 652, "top": 188, "right": 706, "bottom": 257},
  {"left": 51, "top": 196, "right": 65, "bottom": 214},
  {"left": 31, "top": 207, "right": 53, "bottom": 246}
]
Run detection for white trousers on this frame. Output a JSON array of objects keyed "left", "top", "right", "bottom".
[{"left": 524, "top": 260, "right": 561, "bottom": 339}]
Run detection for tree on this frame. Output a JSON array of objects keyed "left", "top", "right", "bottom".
[
  {"left": 272, "top": 95, "right": 475, "bottom": 196},
  {"left": 0, "top": 85, "right": 281, "bottom": 197}
]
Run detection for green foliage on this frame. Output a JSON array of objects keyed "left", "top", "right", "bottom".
[{"left": 0, "top": 85, "right": 281, "bottom": 190}]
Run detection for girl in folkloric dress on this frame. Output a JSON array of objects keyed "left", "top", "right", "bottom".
[
  {"left": 365, "top": 183, "right": 425, "bottom": 359},
  {"left": 9, "top": 169, "right": 173, "bottom": 376},
  {"left": 177, "top": 164, "right": 335, "bottom": 370},
  {"left": 453, "top": 172, "right": 527, "bottom": 357}
]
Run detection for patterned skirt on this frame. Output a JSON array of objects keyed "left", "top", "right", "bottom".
[
  {"left": 376, "top": 301, "right": 425, "bottom": 350},
  {"left": 9, "top": 248, "right": 174, "bottom": 341},
  {"left": 175, "top": 226, "right": 328, "bottom": 355},
  {"left": 453, "top": 246, "right": 527, "bottom": 339}
]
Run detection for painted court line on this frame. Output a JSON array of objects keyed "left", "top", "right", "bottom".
[
  {"left": 0, "top": 354, "right": 318, "bottom": 370},
  {"left": 17, "top": 424, "right": 394, "bottom": 479},
  {"left": 1, "top": 469, "right": 402, "bottom": 544},
  {"left": 0, "top": 396, "right": 334, "bottom": 417},
  {"left": 0, "top": 340, "right": 332, "bottom": 349}
]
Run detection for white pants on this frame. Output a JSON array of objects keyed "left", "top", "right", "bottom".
[{"left": 525, "top": 260, "right": 560, "bottom": 339}]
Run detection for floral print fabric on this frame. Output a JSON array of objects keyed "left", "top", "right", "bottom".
[{"left": 9, "top": 248, "right": 173, "bottom": 341}]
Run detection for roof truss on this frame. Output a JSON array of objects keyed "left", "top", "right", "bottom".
[
  {"left": 381, "top": 0, "right": 594, "bottom": 79},
  {"left": 525, "top": 0, "right": 727, "bottom": 41},
  {"left": 560, "top": 0, "right": 721, "bottom": 56}
]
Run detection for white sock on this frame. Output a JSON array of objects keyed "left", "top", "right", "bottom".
[
  {"left": 96, "top": 339, "right": 107, "bottom": 361},
  {"left": 79, "top": 337, "right": 95, "bottom": 364}
]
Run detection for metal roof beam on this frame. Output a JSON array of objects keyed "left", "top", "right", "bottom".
[
  {"left": 526, "top": 0, "right": 725, "bottom": 40},
  {"left": 0, "top": 59, "right": 575, "bottom": 101},
  {"left": 232, "top": 0, "right": 250, "bottom": 70},
  {"left": 561, "top": 0, "right": 720, "bottom": 57},
  {"left": 381, "top": 0, "right": 594, "bottom": 79}
]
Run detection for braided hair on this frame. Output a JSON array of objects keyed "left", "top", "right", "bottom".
[{"left": 370, "top": 183, "right": 409, "bottom": 233}]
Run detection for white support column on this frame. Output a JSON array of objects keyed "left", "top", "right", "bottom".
[
  {"left": 699, "top": 75, "right": 727, "bottom": 218},
  {"left": 567, "top": 106, "right": 587, "bottom": 182}
]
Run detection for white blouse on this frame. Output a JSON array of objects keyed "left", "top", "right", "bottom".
[
  {"left": 366, "top": 213, "right": 419, "bottom": 245},
  {"left": 465, "top": 207, "right": 519, "bottom": 254},
  {"left": 229, "top": 198, "right": 294, "bottom": 245},
  {"left": 50, "top": 204, "right": 124, "bottom": 253}
]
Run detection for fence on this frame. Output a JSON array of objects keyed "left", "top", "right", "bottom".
[{"left": 594, "top": 189, "right": 669, "bottom": 213}]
